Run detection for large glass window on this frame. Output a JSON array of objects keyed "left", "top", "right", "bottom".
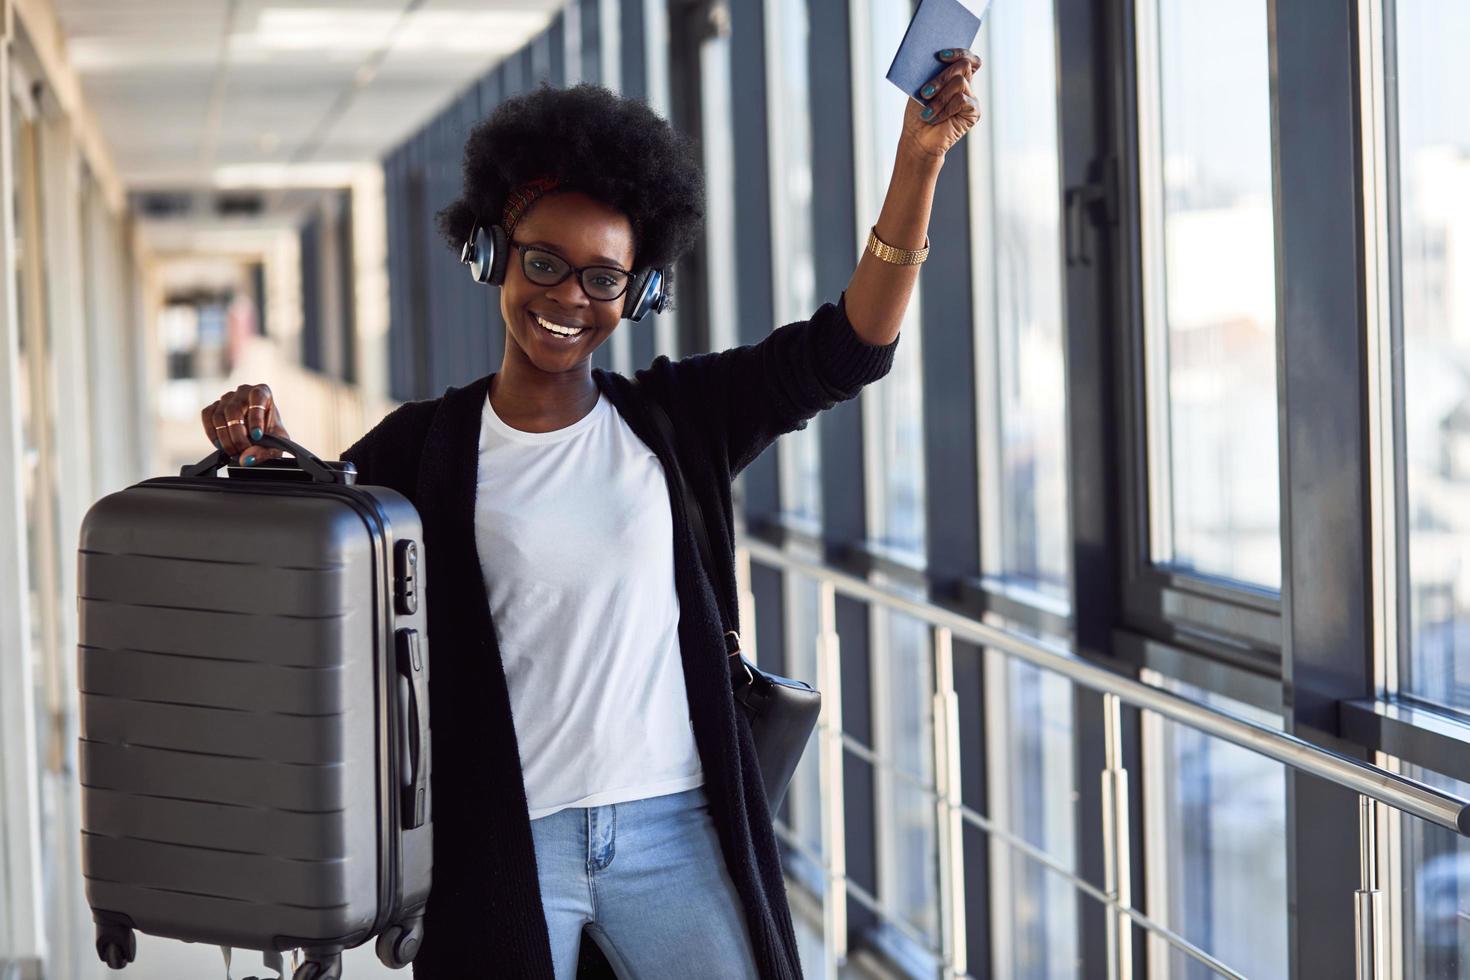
[
  {"left": 766, "top": 0, "right": 822, "bottom": 528},
  {"left": 1136, "top": 0, "right": 1280, "bottom": 589},
  {"left": 1393, "top": 0, "right": 1470, "bottom": 713},
  {"left": 700, "top": 32, "right": 738, "bottom": 355},
  {"left": 783, "top": 575, "right": 824, "bottom": 864},
  {"left": 1400, "top": 765, "right": 1470, "bottom": 977},
  {"left": 14, "top": 91, "right": 55, "bottom": 960},
  {"left": 973, "top": 0, "right": 1068, "bottom": 599},
  {"left": 1141, "top": 677, "right": 1287, "bottom": 978},
  {"left": 872, "top": 594, "right": 939, "bottom": 956},
  {"left": 858, "top": 0, "right": 925, "bottom": 558},
  {"left": 985, "top": 649, "right": 1078, "bottom": 979}
]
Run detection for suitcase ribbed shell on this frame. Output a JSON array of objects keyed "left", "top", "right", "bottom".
[{"left": 78, "top": 478, "right": 428, "bottom": 952}]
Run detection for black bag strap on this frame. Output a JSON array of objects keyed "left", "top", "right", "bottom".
[{"left": 635, "top": 382, "right": 749, "bottom": 675}]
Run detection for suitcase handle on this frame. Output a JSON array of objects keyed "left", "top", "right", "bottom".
[
  {"left": 181, "top": 433, "right": 346, "bottom": 484},
  {"left": 395, "top": 629, "right": 429, "bottom": 830}
]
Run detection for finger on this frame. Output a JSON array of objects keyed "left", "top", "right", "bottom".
[
  {"left": 244, "top": 384, "right": 273, "bottom": 443},
  {"left": 215, "top": 391, "right": 251, "bottom": 458},
  {"left": 208, "top": 397, "right": 242, "bottom": 459},
  {"left": 926, "top": 92, "right": 980, "bottom": 128},
  {"left": 201, "top": 403, "right": 224, "bottom": 452},
  {"left": 936, "top": 47, "right": 982, "bottom": 71},
  {"left": 918, "top": 59, "right": 978, "bottom": 101},
  {"left": 919, "top": 82, "right": 972, "bottom": 124},
  {"left": 246, "top": 398, "right": 297, "bottom": 466},
  {"left": 237, "top": 440, "right": 268, "bottom": 467},
  {"left": 922, "top": 73, "right": 972, "bottom": 108},
  {"left": 265, "top": 400, "right": 289, "bottom": 440},
  {"left": 262, "top": 397, "right": 294, "bottom": 462}
]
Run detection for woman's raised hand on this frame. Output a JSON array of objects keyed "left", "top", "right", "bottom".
[
  {"left": 200, "top": 383, "right": 291, "bottom": 466},
  {"left": 899, "top": 48, "right": 982, "bottom": 162}
]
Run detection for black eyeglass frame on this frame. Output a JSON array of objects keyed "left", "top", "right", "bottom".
[{"left": 508, "top": 240, "right": 634, "bottom": 301}]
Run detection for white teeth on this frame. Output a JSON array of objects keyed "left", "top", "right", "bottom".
[{"left": 535, "top": 314, "right": 584, "bottom": 338}]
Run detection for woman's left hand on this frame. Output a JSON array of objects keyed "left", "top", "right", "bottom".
[{"left": 898, "top": 48, "right": 982, "bottom": 162}]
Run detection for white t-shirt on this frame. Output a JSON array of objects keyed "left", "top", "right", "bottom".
[{"left": 474, "top": 387, "right": 704, "bottom": 821}]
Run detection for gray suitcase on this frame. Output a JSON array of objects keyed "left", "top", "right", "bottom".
[{"left": 77, "top": 435, "right": 431, "bottom": 979}]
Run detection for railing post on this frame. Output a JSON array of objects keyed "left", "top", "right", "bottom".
[
  {"left": 735, "top": 544, "right": 758, "bottom": 665},
  {"left": 817, "top": 580, "right": 848, "bottom": 978},
  {"left": 1101, "top": 692, "right": 1132, "bottom": 980},
  {"left": 1355, "top": 795, "right": 1384, "bottom": 980},
  {"left": 931, "top": 627, "right": 967, "bottom": 979}
]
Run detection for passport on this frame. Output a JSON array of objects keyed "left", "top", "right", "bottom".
[{"left": 885, "top": 0, "right": 990, "bottom": 102}]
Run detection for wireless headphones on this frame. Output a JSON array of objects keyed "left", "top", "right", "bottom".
[{"left": 460, "top": 222, "right": 671, "bottom": 323}]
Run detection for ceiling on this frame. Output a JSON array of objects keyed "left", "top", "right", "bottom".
[{"left": 50, "top": 0, "right": 561, "bottom": 192}]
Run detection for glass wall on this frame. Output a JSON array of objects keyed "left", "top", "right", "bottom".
[
  {"left": 872, "top": 595, "right": 939, "bottom": 957},
  {"left": 700, "top": 30, "right": 738, "bottom": 356},
  {"left": 766, "top": 0, "right": 822, "bottom": 529},
  {"left": 12, "top": 89, "right": 73, "bottom": 980},
  {"left": 1395, "top": 0, "right": 1470, "bottom": 714},
  {"left": 783, "top": 576, "right": 824, "bottom": 864},
  {"left": 986, "top": 651, "right": 1079, "bottom": 979},
  {"left": 1400, "top": 766, "right": 1470, "bottom": 978},
  {"left": 858, "top": 0, "right": 926, "bottom": 559},
  {"left": 974, "top": 0, "right": 1069, "bottom": 600},
  {"left": 1142, "top": 678, "right": 1288, "bottom": 979},
  {"left": 1137, "top": 0, "right": 1280, "bottom": 589}
]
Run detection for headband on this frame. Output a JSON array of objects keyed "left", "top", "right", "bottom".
[{"left": 502, "top": 176, "right": 563, "bottom": 236}]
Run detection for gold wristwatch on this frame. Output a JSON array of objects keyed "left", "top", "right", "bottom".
[{"left": 865, "top": 225, "right": 930, "bottom": 265}]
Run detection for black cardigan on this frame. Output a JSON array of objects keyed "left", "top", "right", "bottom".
[{"left": 340, "top": 293, "right": 898, "bottom": 979}]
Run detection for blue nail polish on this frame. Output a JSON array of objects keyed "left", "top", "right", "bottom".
[
  {"left": 921, "top": 107, "right": 934, "bottom": 120},
  {"left": 213, "top": 437, "right": 222, "bottom": 449},
  {"left": 921, "top": 84, "right": 935, "bottom": 98},
  {"left": 940, "top": 48, "right": 954, "bottom": 59},
  {"left": 250, "top": 427, "right": 263, "bottom": 441},
  {"left": 244, "top": 455, "right": 255, "bottom": 466}
]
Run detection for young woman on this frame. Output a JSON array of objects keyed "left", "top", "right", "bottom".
[{"left": 202, "top": 52, "right": 979, "bottom": 980}]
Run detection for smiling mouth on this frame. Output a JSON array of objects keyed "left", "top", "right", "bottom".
[{"left": 531, "top": 312, "right": 588, "bottom": 342}]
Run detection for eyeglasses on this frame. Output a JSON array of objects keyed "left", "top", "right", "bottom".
[{"left": 510, "top": 241, "right": 633, "bottom": 302}]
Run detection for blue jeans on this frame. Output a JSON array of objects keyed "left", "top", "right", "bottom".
[{"left": 528, "top": 784, "right": 760, "bottom": 979}]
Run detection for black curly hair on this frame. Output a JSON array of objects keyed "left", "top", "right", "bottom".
[{"left": 436, "top": 82, "right": 705, "bottom": 305}]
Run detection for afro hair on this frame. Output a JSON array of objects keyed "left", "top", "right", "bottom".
[{"left": 436, "top": 83, "right": 705, "bottom": 304}]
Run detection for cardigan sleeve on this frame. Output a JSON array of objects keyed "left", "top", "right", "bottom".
[
  {"left": 673, "top": 290, "right": 900, "bottom": 477},
  {"left": 339, "top": 398, "right": 438, "bottom": 501}
]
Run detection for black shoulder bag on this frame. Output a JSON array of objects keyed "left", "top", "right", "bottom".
[{"left": 638, "top": 387, "right": 822, "bottom": 816}]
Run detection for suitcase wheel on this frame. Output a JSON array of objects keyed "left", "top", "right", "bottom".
[
  {"left": 95, "top": 923, "right": 136, "bottom": 970},
  {"left": 292, "top": 953, "right": 342, "bottom": 980},
  {"left": 375, "top": 919, "right": 425, "bottom": 969}
]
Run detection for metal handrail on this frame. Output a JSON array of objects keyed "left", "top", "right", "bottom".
[{"left": 739, "top": 536, "right": 1470, "bottom": 836}]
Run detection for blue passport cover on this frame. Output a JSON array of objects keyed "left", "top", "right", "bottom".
[{"left": 885, "top": 0, "right": 989, "bottom": 102}]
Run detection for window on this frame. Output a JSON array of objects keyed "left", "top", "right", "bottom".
[
  {"left": 985, "top": 650, "right": 1079, "bottom": 979},
  {"left": 700, "top": 33, "right": 738, "bottom": 356},
  {"left": 1136, "top": 0, "right": 1280, "bottom": 590},
  {"left": 1399, "top": 765, "right": 1470, "bottom": 978},
  {"left": 972, "top": 0, "right": 1068, "bottom": 600},
  {"left": 766, "top": 0, "right": 822, "bottom": 527},
  {"left": 783, "top": 575, "right": 824, "bottom": 865},
  {"left": 1141, "top": 676, "right": 1287, "bottom": 979},
  {"left": 1392, "top": 0, "right": 1470, "bottom": 713},
  {"left": 856, "top": 0, "right": 926, "bottom": 558},
  {"left": 871, "top": 593, "right": 939, "bottom": 956}
]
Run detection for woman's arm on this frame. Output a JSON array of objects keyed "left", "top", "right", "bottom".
[
  {"left": 845, "top": 149, "right": 940, "bottom": 347},
  {"left": 655, "top": 48, "right": 982, "bottom": 476},
  {"left": 845, "top": 47, "right": 982, "bottom": 347}
]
